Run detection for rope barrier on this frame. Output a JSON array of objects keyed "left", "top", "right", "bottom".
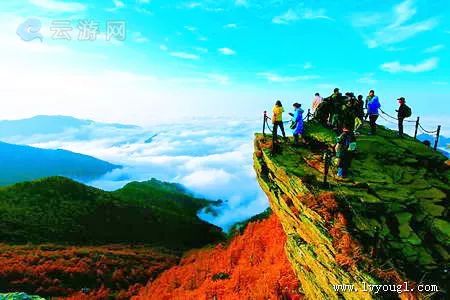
[
  {"left": 379, "top": 108, "right": 398, "bottom": 121},
  {"left": 379, "top": 108, "right": 416, "bottom": 123},
  {"left": 378, "top": 113, "right": 399, "bottom": 125},
  {"left": 418, "top": 123, "right": 438, "bottom": 134},
  {"left": 265, "top": 118, "right": 273, "bottom": 133}
]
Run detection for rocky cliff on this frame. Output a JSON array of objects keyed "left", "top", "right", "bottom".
[{"left": 254, "top": 122, "right": 449, "bottom": 299}]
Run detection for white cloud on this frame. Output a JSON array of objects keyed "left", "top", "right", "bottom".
[
  {"left": 352, "top": 0, "right": 438, "bottom": 48},
  {"left": 273, "top": 6, "right": 332, "bottom": 24},
  {"left": 159, "top": 44, "right": 168, "bottom": 51},
  {"left": 181, "top": 169, "right": 233, "bottom": 189},
  {"left": 29, "top": 0, "right": 86, "bottom": 12},
  {"left": 169, "top": 51, "right": 200, "bottom": 60},
  {"left": 258, "top": 72, "right": 319, "bottom": 83},
  {"left": 184, "top": 25, "right": 197, "bottom": 32},
  {"left": 194, "top": 47, "right": 208, "bottom": 53},
  {"left": 380, "top": 57, "right": 438, "bottom": 73},
  {"left": 218, "top": 47, "right": 236, "bottom": 55},
  {"left": 235, "top": 0, "right": 248, "bottom": 7},
  {"left": 113, "top": 0, "right": 125, "bottom": 8},
  {"left": 224, "top": 23, "right": 238, "bottom": 29},
  {"left": 303, "top": 62, "right": 313, "bottom": 69},
  {"left": 184, "top": 2, "right": 201, "bottom": 9},
  {"left": 272, "top": 9, "right": 298, "bottom": 24},
  {"left": 132, "top": 32, "right": 149, "bottom": 43},
  {"left": 424, "top": 44, "right": 445, "bottom": 53},
  {"left": 137, "top": 0, "right": 151, "bottom": 3},
  {"left": 10, "top": 117, "right": 269, "bottom": 230}
]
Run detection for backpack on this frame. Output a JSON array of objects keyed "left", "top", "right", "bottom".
[
  {"left": 404, "top": 105, "right": 412, "bottom": 118},
  {"left": 335, "top": 133, "right": 357, "bottom": 155}
]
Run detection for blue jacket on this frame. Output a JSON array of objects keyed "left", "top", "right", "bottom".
[
  {"left": 367, "top": 96, "right": 381, "bottom": 115},
  {"left": 293, "top": 107, "right": 304, "bottom": 122},
  {"left": 292, "top": 108, "right": 304, "bottom": 135}
]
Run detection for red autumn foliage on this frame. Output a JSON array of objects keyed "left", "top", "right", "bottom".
[
  {"left": 299, "top": 192, "right": 361, "bottom": 270},
  {"left": 298, "top": 191, "right": 417, "bottom": 297},
  {"left": 0, "top": 244, "right": 177, "bottom": 299},
  {"left": 134, "top": 215, "right": 303, "bottom": 300}
]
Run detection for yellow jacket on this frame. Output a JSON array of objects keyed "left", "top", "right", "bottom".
[{"left": 272, "top": 106, "right": 284, "bottom": 123}]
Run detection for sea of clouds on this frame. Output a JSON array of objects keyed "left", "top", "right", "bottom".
[
  {"left": 3, "top": 115, "right": 447, "bottom": 230},
  {"left": 8, "top": 117, "right": 269, "bottom": 231}
]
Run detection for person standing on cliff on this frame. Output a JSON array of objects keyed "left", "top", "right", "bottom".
[
  {"left": 289, "top": 103, "right": 304, "bottom": 146},
  {"left": 366, "top": 90, "right": 381, "bottom": 135},
  {"left": 335, "top": 127, "right": 356, "bottom": 178},
  {"left": 311, "top": 93, "right": 323, "bottom": 114},
  {"left": 354, "top": 95, "right": 365, "bottom": 134},
  {"left": 272, "top": 100, "right": 287, "bottom": 142},
  {"left": 395, "top": 97, "right": 412, "bottom": 138}
]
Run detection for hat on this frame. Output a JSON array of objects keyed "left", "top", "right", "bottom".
[
  {"left": 334, "top": 88, "right": 339, "bottom": 93},
  {"left": 397, "top": 97, "right": 406, "bottom": 102},
  {"left": 293, "top": 102, "right": 301, "bottom": 108}
]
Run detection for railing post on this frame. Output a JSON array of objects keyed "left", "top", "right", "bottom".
[
  {"left": 434, "top": 125, "right": 441, "bottom": 151},
  {"left": 307, "top": 109, "right": 311, "bottom": 122},
  {"left": 414, "top": 116, "right": 420, "bottom": 139},
  {"left": 263, "top": 111, "right": 267, "bottom": 138},
  {"left": 323, "top": 150, "right": 331, "bottom": 184}
]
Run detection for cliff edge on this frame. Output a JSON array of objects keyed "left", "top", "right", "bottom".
[{"left": 254, "top": 122, "right": 449, "bottom": 299}]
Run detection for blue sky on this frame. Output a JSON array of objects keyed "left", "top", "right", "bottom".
[{"left": 0, "top": 0, "right": 449, "bottom": 127}]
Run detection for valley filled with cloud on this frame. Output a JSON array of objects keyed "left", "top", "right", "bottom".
[{"left": 2, "top": 117, "right": 268, "bottom": 230}]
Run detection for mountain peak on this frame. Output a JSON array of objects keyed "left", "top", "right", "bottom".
[{"left": 254, "top": 122, "right": 449, "bottom": 299}]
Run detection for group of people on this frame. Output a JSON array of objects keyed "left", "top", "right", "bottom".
[
  {"left": 272, "top": 100, "right": 305, "bottom": 147},
  {"left": 271, "top": 88, "right": 413, "bottom": 178}
]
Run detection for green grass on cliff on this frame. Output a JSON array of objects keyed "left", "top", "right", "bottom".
[
  {"left": 257, "top": 121, "right": 449, "bottom": 290},
  {"left": 0, "top": 293, "right": 44, "bottom": 300},
  {"left": 0, "top": 177, "right": 224, "bottom": 250}
]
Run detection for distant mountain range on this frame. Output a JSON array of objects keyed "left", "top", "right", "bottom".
[
  {"left": 0, "top": 115, "right": 139, "bottom": 139},
  {"left": 417, "top": 133, "right": 450, "bottom": 157},
  {"left": 0, "top": 141, "right": 120, "bottom": 186},
  {"left": 0, "top": 176, "right": 224, "bottom": 249}
]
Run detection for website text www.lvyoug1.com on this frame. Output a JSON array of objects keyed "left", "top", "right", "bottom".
[{"left": 332, "top": 281, "right": 440, "bottom": 294}]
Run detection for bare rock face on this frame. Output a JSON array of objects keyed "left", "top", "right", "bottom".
[{"left": 254, "top": 122, "right": 449, "bottom": 300}]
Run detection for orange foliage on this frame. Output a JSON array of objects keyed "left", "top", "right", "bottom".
[
  {"left": 0, "top": 244, "right": 177, "bottom": 299},
  {"left": 299, "top": 191, "right": 416, "bottom": 295},
  {"left": 299, "top": 192, "right": 361, "bottom": 270},
  {"left": 135, "top": 215, "right": 303, "bottom": 300}
]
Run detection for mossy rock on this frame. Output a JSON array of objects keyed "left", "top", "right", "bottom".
[
  {"left": 419, "top": 201, "right": 445, "bottom": 217},
  {"left": 255, "top": 122, "right": 449, "bottom": 295},
  {"left": 417, "top": 248, "right": 436, "bottom": 266},
  {"left": 402, "top": 231, "right": 422, "bottom": 246},
  {"left": 433, "top": 244, "right": 450, "bottom": 261},
  {"left": 400, "top": 244, "right": 419, "bottom": 262},
  {"left": 396, "top": 212, "right": 413, "bottom": 224},
  {"left": 410, "top": 179, "right": 431, "bottom": 190},
  {"left": 414, "top": 188, "right": 446, "bottom": 201},
  {"left": 430, "top": 219, "right": 450, "bottom": 247},
  {"left": 353, "top": 217, "right": 382, "bottom": 237},
  {"left": 376, "top": 187, "right": 413, "bottom": 203},
  {"left": 384, "top": 202, "right": 407, "bottom": 213}
]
